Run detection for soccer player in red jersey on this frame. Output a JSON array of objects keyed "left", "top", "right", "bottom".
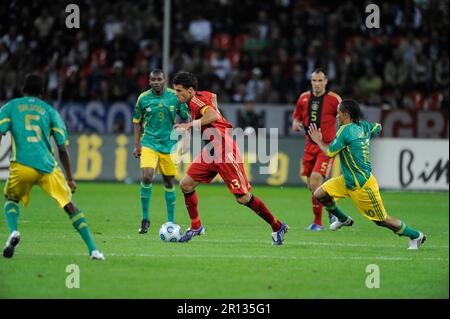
[
  {"left": 172, "top": 71, "right": 288, "bottom": 244},
  {"left": 292, "top": 68, "right": 341, "bottom": 231}
]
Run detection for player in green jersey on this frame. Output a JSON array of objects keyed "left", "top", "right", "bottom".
[
  {"left": 133, "top": 69, "right": 191, "bottom": 234},
  {"left": 308, "top": 99, "right": 426, "bottom": 250},
  {"left": 0, "top": 74, "right": 104, "bottom": 259}
]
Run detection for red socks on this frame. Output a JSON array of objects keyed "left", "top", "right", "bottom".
[
  {"left": 246, "top": 195, "right": 281, "bottom": 232},
  {"left": 184, "top": 191, "right": 281, "bottom": 233},
  {"left": 312, "top": 196, "right": 323, "bottom": 226},
  {"left": 183, "top": 191, "right": 201, "bottom": 229}
]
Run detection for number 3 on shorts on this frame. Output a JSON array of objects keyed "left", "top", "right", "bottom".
[{"left": 230, "top": 179, "right": 240, "bottom": 190}]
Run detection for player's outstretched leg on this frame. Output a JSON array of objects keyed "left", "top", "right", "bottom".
[
  {"left": 314, "top": 189, "right": 353, "bottom": 231},
  {"left": 236, "top": 193, "right": 288, "bottom": 245},
  {"left": 3, "top": 199, "right": 21, "bottom": 258},
  {"left": 64, "top": 203, "right": 104, "bottom": 260},
  {"left": 375, "top": 216, "right": 426, "bottom": 250},
  {"left": 178, "top": 175, "right": 204, "bottom": 243}
]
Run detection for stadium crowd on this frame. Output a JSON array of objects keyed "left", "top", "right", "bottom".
[{"left": 0, "top": 0, "right": 448, "bottom": 110}]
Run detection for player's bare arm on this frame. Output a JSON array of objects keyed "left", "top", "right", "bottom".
[
  {"left": 133, "top": 122, "right": 142, "bottom": 158},
  {"left": 308, "top": 123, "right": 329, "bottom": 155},
  {"left": 174, "top": 107, "right": 220, "bottom": 130},
  {"left": 57, "top": 144, "right": 77, "bottom": 193}
]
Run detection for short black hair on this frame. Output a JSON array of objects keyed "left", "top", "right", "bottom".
[
  {"left": 23, "top": 74, "right": 44, "bottom": 96},
  {"left": 312, "top": 68, "right": 327, "bottom": 78},
  {"left": 339, "top": 99, "right": 363, "bottom": 124},
  {"left": 172, "top": 71, "right": 198, "bottom": 90},
  {"left": 150, "top": 69, "right": 164, "bottom": 77}
]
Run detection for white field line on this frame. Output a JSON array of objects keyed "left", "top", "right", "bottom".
[
  {"left": 25, "top": 251, "right": 449, "bottom": 262},
  {"left": 12, "top": 233, "right": 449, "bottom": 249}
]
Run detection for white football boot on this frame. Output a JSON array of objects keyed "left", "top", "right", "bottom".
[
  {"left": 329, "top": 216, "right": 354, "bottom": 231},
  {"left": 90, "top": 250, "right": 105, "bottom": 260},
  {"left": 3, "top": 230, "right": 20, "bottom": 258},
  {"left": 407, "top": 232, "right": 427, "bottom": 250}
]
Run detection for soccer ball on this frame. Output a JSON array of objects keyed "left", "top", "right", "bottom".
[{"left": 159, "top": 222, "right": 182, "bottom": 242}]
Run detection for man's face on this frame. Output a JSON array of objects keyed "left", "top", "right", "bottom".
[
  {"left": 149, "top": 72, "right": 165, "bottom": 92},
  {"left": 336, "top": 104, "right": 347, "bottom": 126},
  {"left": 173, "top": 84, "right": 193, "bottom": 103},
  {"left": 311, "top": 72, "right": 328, "bottom": 95}
]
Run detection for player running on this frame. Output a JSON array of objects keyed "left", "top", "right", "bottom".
[
  {"left": 0, "top": 74, "right": 104, "bottom": 259},
  {"left": 292, "top": 68, "right": 341, "bottom": 231},
  {"left": 133, "top": 69, "right": 191, "bottom": 234},
  {"left": 172, "top": 71, "right": 288, "bottom": 245},
  {"left": 308, "top": 99, "right": 426, "bottom": 249}
]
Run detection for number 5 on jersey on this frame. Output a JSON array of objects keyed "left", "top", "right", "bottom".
[{"left": 25, "top": 114, "right": 41, "bottom": 142}]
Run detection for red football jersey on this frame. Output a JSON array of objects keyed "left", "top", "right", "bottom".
[
  {"left": 293, "top": 90, "right": 341, "bottom": 145},
  {"left": 189, "top": 91, "right": 233, "bottom": 140}
]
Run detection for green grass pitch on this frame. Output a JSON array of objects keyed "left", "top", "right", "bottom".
[{"left": 0, "top": 182, "right": 448, "bottom": 298}]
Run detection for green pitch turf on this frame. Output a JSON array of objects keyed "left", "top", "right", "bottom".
[{"left": 0, "top": 182, "right": 448, "bottom": 299}]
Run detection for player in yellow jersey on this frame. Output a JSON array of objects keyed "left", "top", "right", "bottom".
[{"left": 0, "top": 74, "right": 104, "bottom": 259}]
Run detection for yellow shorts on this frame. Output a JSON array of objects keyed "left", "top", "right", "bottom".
[
  {"left": 140, "top": 146, "right": 177, "bottom": 176},
  {"left": 322, "top": 174, "right": 387, "bottom": 221},
  {"left": 4, "top": 162, "right": 72, "bottom": 208}
]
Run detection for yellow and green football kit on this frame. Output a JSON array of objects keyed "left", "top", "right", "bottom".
[
  {"left": 322, "top": 121, "right": 386, "bottom": 221},
  {"left": 0, "top": 96, "right": 71, "bottom": 207}
]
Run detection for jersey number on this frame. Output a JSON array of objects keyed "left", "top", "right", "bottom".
[
  {"left": 158, "top": 111, "right": 164, "bottom": 121},
  {"left": 229, "top": 179, "right": 240, "bottom": 190},
  {"left": 25, "top": 114, "right": 41, "bottom": 142},
  {"left": 311, "top": 110, "right": 317, "bottom": 122}
]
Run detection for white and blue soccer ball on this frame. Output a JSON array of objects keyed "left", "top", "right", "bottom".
[{"left": 159, "top": 222, "right": 182, "bottom": 242}]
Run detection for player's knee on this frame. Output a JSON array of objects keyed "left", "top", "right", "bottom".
[
  {"left": 309, "top": 175, "right": 323, "bottom": 192},
  {"left": 163, "top": 176, "right": 174, "bottom": 189},
  {"left": 314, "top": 188, "right": 329, "bottom": 203},
  {"left": 179, "top": 179, "right": 194, "bottom": 193},
  {"left": 235, "top": 193, "right": 251, "bottom": 205},
  {"left": 141, "top": 174, "right": 153, "bottom": 185}
]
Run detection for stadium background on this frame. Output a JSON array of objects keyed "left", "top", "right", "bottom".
[{"left": 0, "top": 0, "right": 448, "bottom": 190}]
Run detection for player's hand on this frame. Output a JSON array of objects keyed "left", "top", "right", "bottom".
[
  {"left": 67, "top": 179, "right": 77, "bottom": 194},
  {"left": 308, "top": 123, "right": 322, "bottom": 143},
  {"left": 133, "top": 146, "right": 141, "bottom": 158},
  {"left": 292, "top": 120, "right": 304, "bottom": 132},
  {"left": 174, "top": 122, "right": 192, "bottom": 132}
]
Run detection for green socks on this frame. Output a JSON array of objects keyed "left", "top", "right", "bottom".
[
  {"left": 324, "top": 201, "right": 349, "bottom": 222},
  {"left": 4, "top": 201, "right": 19, "bottom": 234},
  {"left": 69, "top": 210, "right": 97, "bottom": 253},
  {"left": 140, "top": 183, "right": 152, "bottom": 221},
  {"left": 396, "top": 221, "right": 421, "bottom": 239},
  {"left": 164, "top": 187, "right": 176, "bottom": 223},
  {"left": 140, "top": 183, "right": 175, "bottom": 222}
]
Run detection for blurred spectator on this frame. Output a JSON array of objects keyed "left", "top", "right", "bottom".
[
  {"left": 434, "top": 55, "right": 449, "bottom": 89},
  {"left": 110, "top": 60, "right": 129, "bottom": 101},
  {"left": 33, "top": 9, "right": 54, "bottom": 39},
  {"left": 1, "top": 25, "right": 24, "bottom": 54},
  {"left": 356, "top": 66, "right": 382, "bottom": 103},
  {"left": 62, "top": 65, "right": 80, "bottom": 102},
  {"left": 411, "top": 53, "right": 432, "bottom": 89},
  {"left": 210, "top": 50, "right": 231, "bottom": 82},
  {"left": 384, "top": 49, "right": 409, "bottom": 88},
  {"left": 0, "top": 0, "right": 446, "bottom": 111},
  {"left": 188, "top": 14, "right": 212, "bottom": 46},
  {"left": 245, "top": 67, "right": 264, "bottom": 102},
  {"left": 237, "top": 100, "right": 264, "bottom": 134}
]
